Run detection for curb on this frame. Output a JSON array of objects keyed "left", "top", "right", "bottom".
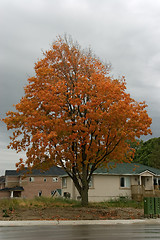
[{"left": 1, "top": 219, "right": 160, "bottom": 226}]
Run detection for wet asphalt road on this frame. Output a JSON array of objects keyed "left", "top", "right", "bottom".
[{"left": 1, "top": 224, "right": 160, "bottom": 240}]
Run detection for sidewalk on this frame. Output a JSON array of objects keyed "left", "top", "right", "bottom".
[{"left": 1, "top": 219, "right": 160, "bottom": 226}]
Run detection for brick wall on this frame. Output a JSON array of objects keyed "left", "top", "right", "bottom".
[
  {"left": 20, "top": 176, "right": 62, "bottom": 199},
  {"left": 0, "top": 191, "right": 10, "bottom": 198},
  {"left": 5, "top": 176, "right": 20, "bottom": 188}
]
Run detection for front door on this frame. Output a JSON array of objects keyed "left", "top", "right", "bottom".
[
  {"left": 141, "top": 176, "right": 145, "bottom": 187},
  {"left": 141, "top": 176, "right": 153, "bottom": 190},
  {"left": 13, "top": 191, "right": 21, "bottom": 197}
]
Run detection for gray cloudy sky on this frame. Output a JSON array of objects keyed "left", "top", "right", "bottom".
[{"left": 1, "top": 0, "right": 160, "bottom": 175}]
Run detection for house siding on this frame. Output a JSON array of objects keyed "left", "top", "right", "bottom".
[
  {"left": 61, "top": 171, "right": 157, "bottom": 202},
  {"left": 62, "top": 177, "right": 76, "bottom": 199},
  {"left": 62, "top": 175, "right": 132, "bottom": 202},
  {"left": 88, "top": 175, "right": 131, "bottom": 201}
]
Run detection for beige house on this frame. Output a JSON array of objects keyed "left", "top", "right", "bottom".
[
  {"left": 0, "top": 166, "right": 65, "bottom": 199},
  {"left": 61, "top": 163, "right": 160, "bottom": 202}
]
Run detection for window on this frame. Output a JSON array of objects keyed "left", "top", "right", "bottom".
[
  {"left": 51, "top": 190, "right": 56, "bottom": 196},
  {"left": 38, "top": 191, "right": 42, "bottom": 197},
  {"left": 44, "top": 178, "right": 47, "bottom": 182},
  {"left": 62, "top": 177, "right": 67, "bottom": 188},
  {"left": 154, "top": 178, "right": 158, "bottom": 185},
  {"left": 120, "top": 177, "right": 125, "bottom": 187},
  {"left": 89, "top": 176, "right": 93, "bottom": 188},
  {"left": 120, "top": 177, "right": 130, "bottom": 188},
  {"left": 53, "top": 177, "right": 58, "bottom": 182},
  {"left": 63, "top": 192, "right": 70, "bottom": 198},
  {"left": 29, "top": 177, "right": 34, "bottom": 182}
]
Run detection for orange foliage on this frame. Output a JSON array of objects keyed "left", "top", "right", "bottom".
[{"left": 2, "top": 36, "right": 152, "bottom": 183}]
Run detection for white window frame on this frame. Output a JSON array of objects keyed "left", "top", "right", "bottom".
[
  {"left": 29, "top": 177, "right": 34, "bottom": 182},
  {"left": 51, "top": 190, "right": 56, "bottom": 196},
  {"left": 38, "top": 191, "right": 42, "bottom": 197},
  {"left": 53, "top": 177, "right": 58, "bottom": 182},
  {"left": 62, "top": 177, "right": 67, "bottom": 188},
  {"left": 120, "top": 176, "right": 131, "bottom": 188},
  {"left": 89, "top": 176, "right": 93, "bottom": 188}
]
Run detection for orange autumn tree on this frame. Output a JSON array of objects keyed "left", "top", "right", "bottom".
[{"left": 3, "top": 36, "right": 152, "bottom": 206}]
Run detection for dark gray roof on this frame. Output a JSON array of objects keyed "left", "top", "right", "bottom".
[
  {"left": 5, "top": 170, "right": 19, "bottom": 176},
  {"left": 0, "top": 186, "right": 24, "bottom": 192},
  {"left": 94, "top": 162, "right": 160, "bottom": 176},
  {"left": 5, "top": 165, "right": 65, "bottom": 176}
]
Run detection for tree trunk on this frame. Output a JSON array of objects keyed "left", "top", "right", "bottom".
[
  {"left": 71, "top": 145, "right": 89, "bottom": 206},
  {"left": 71, "top": 175, "right": 89, "bottom": 206},
  {"left": 80, "top": 186, "right": 89, "bottom": 206}
]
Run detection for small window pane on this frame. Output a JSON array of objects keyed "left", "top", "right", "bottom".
[
  {"left": 53, "top": 177, "right": 58, "bottom": 182},
  {"left": 120, "top": 177, "right": 130, "bottom": 188},
  {"left": 89, "top": 177, "right": 93, "bottom": 188},
  {"left": 38, "top": 191, "right": 42, "bottom": 197},
  {"left": 62, "top": 178, "right": 67, "bottom": 188},
  {"left": 29, "top": 177, "right": 34, "bottom": 182},
  {"left": 120, "top": 177, "right": 125, "bottom": 187},
  {"left": 126, "top": 177, "right": 131, "bottom": 188},
  {"left": 154, "top": 178, "right": 157, "bottom": 185},
  {"left": 51, "top": 190, "right": 56, "bottom": 196}
]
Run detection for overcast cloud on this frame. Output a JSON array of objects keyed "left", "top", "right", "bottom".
[{"left": 1, "top": 0, "right": 160, "bottom": 175}]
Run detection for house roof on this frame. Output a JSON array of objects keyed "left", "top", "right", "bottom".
[
  {"left": 5, "top": 165, "right": 65, "bottom": 177},
  {"left": 94, "top": 162, "right": 160, "bottom": 176},
  {"left": 0, "top": 186, "right": 24, "bottom": 192}
]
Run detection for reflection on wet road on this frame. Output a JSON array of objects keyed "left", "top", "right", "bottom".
[{"left": 0, "top": 224, "right": 160, "bottom": 240}]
